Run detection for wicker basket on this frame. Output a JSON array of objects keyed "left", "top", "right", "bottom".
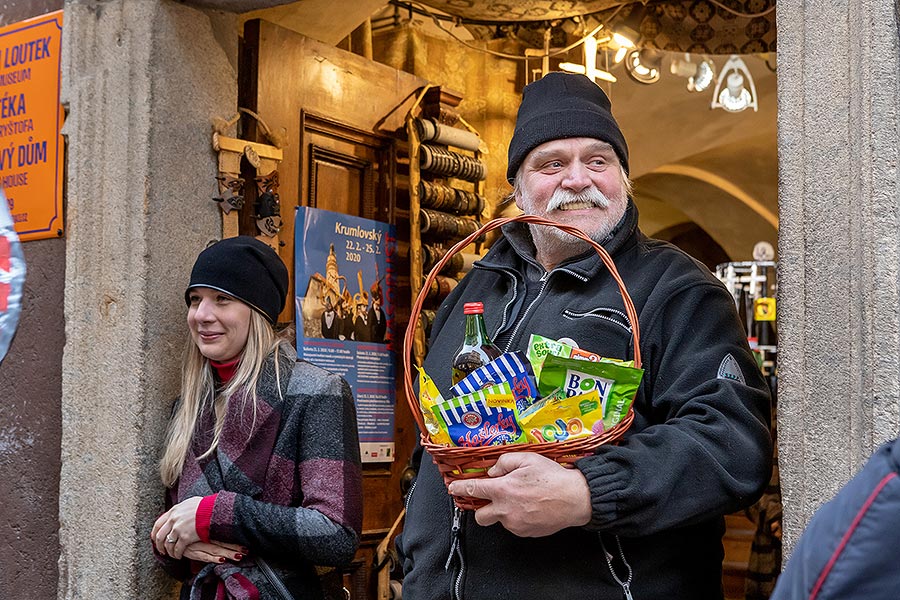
[{"left": 403, "top": 214, "right": 642, "bottom": 510}]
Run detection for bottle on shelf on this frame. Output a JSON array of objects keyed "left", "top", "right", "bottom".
[{"left": 450, "top": 301, "right": 502, "bottom": 386}]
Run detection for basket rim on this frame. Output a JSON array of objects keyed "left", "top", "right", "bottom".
[{"left": 402, "top": 214, "right": 641, "bottom": 450}]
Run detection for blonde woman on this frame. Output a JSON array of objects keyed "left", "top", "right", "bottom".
[{"left": 152, "top": 236, "right": 362, "bottom": 600}]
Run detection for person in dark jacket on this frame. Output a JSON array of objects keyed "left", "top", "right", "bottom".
[
  {"left": 320, "top": 295, "right": 340, "bottom": 339},
  {"left": 396, "top": 72, "right": 772, "bottom": 600},
  {"left": 152, "top": 236, "right": 363, "bottom": 600},
  {"left": 770, "top": 437, "right": 900, "bottom": 600}
]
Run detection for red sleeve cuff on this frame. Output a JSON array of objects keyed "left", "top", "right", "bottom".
[{"left": 195, "top": 493, "right": 217, "bottom": 543}]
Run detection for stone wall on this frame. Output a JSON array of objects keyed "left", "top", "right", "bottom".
[
  {"left": 776, "top": 0, "right": 900, "bottom": 554},
  {"left": 58, "top": 1, "right": 234, "bottom": 597}
]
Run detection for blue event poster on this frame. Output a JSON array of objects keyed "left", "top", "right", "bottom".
[{"left": 294, "top": 206, "right": 397, "bottom": 463}]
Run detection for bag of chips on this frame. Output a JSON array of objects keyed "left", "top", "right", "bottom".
[{"left": 527, "top": 334, "right": 633, "bottom": 379}]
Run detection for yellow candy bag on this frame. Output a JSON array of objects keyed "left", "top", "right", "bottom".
[
  {"left": 517, "top": 389, "right": 606, "bottom": 444},
  {"left": 417, "top": 366, "right": 452, "bottom": 445}
]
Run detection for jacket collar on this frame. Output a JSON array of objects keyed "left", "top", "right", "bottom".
[
  {"left": 487, "top": 199, "right": 641, "bottom": 280},
  {"left": 179, "top": 348, "right": 293, "bottom": 499}
]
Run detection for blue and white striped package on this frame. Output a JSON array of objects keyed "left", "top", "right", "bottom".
[
  {"left": 432, "top": 382, "right": 524, "bottom": 447},
  {"left": 450, "top": 351, "right": 537, "bottom": 412}
]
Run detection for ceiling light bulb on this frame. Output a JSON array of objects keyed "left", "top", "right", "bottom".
[
  {"left": 711, "top": 55, "right": 758, "bottom": 112},
  {"left": 689, "top": 58, "right": 715, "bottom": 92},
  {"left": 558, "top": 62, "right": 586, "bottom": 74},
  {"left": 612, "top": 32, "right": 635, "bottom": 49},
  {"left": 670, "top": 54, "right": 717, "bottom": 93},
  {"left": 624, "top": 48, "right": 661, "bottom": 84},
  {"left": 614, "top": 46, "right": 628, "bottom": 63},
  {"left": 670, "top": 57, "right": 698, "bottom": 79}
]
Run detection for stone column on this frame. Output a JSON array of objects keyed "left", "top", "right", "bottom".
[
  {"left": 776, "top": 0, "right": 900, "bottom": 554},
  {"left": 58, "top": 1, "right": 235, "bottom": 597}
]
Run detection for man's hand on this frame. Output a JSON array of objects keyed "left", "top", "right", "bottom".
[
  {"left": 446, "top": 452, "right": 592, "bottom": 537},
  {"left": 151, "top": 496, "right": 203, "bottom": 559}
]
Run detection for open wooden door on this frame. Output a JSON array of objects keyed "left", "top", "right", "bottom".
[{"left": 239, "top": 19, "right": 427, "bottom": 600}]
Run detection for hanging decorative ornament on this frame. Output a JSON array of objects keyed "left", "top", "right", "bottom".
[
  {"left": 254, "top": 169, "right": 282, "bottom": 238},
  {"left": 0, "top": 190, "right": 26, "bottom": 364},
  {"left": 212, "top": 173, "right": 245, "bottom": 214}
]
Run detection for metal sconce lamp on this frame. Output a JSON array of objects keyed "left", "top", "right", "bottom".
[
  {"left": 624, "top": 48, "right": 662, "bottom": 84},
  {"left": 611, "top": 4, "right": 644, "bottom": 61},
  {"left": 711, "top": 55, "right": 758, "bottom": 112},
  {"left": 669, "top": 53, "right": 716, "bottom": 92}
]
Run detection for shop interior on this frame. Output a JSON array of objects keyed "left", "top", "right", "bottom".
[{"left": 211, "top": 1, "right": 780, "bottom": 598}]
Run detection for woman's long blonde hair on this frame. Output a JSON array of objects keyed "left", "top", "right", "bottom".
[{"left": 160, "top": 309, "right": 293, "bottom": 487}]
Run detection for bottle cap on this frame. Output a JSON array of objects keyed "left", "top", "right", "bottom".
[{"left": 463, "top": 302, "right": 484, "bottom": 315}]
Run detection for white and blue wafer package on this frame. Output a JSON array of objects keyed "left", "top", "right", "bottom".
[
  {"left": 431, "top": 382, "right": 525, "bottom": 447},
  {"left": 449, "top": 351, "right": 537, "bottom": 412}
]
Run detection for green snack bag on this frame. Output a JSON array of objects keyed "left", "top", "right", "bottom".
[
  {"left": 527, "top": 334, "right": 567, "bottom": 378},
  {"left": 537, "top": 354, "right": 643, "bottom": 429},
  {"left": 527, "top": 333, "right": 634, "bottom": 379}
]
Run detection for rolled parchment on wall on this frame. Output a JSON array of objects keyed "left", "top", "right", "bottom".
[
  {"left": 420, "top": 144, "right": 487, "bottom": 182},
  {"left": 418, "top": 180, "right": 484, "bottom": 216},
  {"left": 416, "top": 117, "right": 482, "bottom": 152},
  {"left": 420, "top": 208, "right": 482, "bottom": 242}
]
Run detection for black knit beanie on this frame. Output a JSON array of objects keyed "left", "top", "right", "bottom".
[
  {"left": 506, "top": 72, "right": 629, "bottom": 182},
  {"left": 185, "top": 236, "right": 289, "bottom": 325}
]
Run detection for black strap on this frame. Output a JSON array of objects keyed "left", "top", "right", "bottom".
[
  {"left": 257, "top": 556, "right": 296, "bottom": 600},
  {"left": 211, "top": 360, "right": 297, "bottom": 600}
]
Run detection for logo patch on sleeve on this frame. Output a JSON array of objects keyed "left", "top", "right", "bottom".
[{"left": 717, "top": 353, "right": 746, "bottom": 385}]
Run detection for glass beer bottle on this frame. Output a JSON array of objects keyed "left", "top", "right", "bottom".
[{"left": 450, "top": 302, "right": 502, "bottom": 386}]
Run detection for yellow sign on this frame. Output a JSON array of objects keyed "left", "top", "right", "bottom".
[
  {"left": 0, "top": 11, "right": 64, "bottom": 242},
  {"left": 754, "top": 297, "right": 776, "bottom": 322}
]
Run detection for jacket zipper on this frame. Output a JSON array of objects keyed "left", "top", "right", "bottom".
[
  {"left": 501, "top": 270, "right": 551, "bottom": 353},
  {"left": 472, "top": 264, "right": 520, "bottom": 340},
  {"left": 445, "top": 506, "right": 465, "bottom": 600},
  {"left": 600, "top": 533, "right": 634, "bottom": 600},
  {"left": 404, "top": 478, "right": 417, "bottom": 512},
  {"left": 562, "top": 308, "right": 633, "bottom": 333}
]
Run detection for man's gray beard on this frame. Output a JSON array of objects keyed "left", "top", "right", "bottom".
[{"left": 526, "top": 187, "right": 627, "bottom": 258}]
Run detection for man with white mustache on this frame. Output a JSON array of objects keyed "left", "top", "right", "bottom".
[{"left": 398, "top": 72, "right": 772, "bottom": 600}]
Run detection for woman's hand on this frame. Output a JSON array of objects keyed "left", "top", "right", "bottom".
[
  {"left": 151, "top": 496, "right": 203, "bottom": 559},
  {"left": 182, "top": 541, "right": 248, "bottom": 564}
]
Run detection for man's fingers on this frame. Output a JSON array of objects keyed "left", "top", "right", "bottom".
[
  {"left": 486, "top": 451, "right": 543, "bottom": 477},
  {"left": 473, "top": 504, "right": 500, "bottom": 527},
  {"left": 448, "top": 477, "right": 495, "bottom": 500}
]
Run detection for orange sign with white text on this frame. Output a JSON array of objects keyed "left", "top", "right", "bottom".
[{"left": 0, "top": 11, "right": 64, "bottom": 242}]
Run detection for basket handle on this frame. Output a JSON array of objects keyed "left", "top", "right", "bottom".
[{"left": 402, "top": 214, "right": 642, "bottom": 437}]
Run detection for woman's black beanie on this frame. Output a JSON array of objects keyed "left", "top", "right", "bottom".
[
  {"left": 506, "top": 72, "right": 629, "bottom": 183},
  {"left": 185, "top": 236, "right": 289, "bottom": 325}
]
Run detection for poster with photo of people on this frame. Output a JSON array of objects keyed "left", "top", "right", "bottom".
[{"left": 294, "top": 206, "right": 396, "bottom": 463}]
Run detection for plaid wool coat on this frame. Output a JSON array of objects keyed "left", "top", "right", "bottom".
[{"left": 156, "top": 349, "right": 363, "bottom": 600}]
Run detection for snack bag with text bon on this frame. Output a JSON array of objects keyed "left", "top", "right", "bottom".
[{"left": 537, "top": 354, "right": 643, "bottom": 430}]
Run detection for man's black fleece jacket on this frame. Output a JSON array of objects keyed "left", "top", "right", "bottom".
[{"left": 397, "top": 202, "right": 772, "bottom": 600}]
